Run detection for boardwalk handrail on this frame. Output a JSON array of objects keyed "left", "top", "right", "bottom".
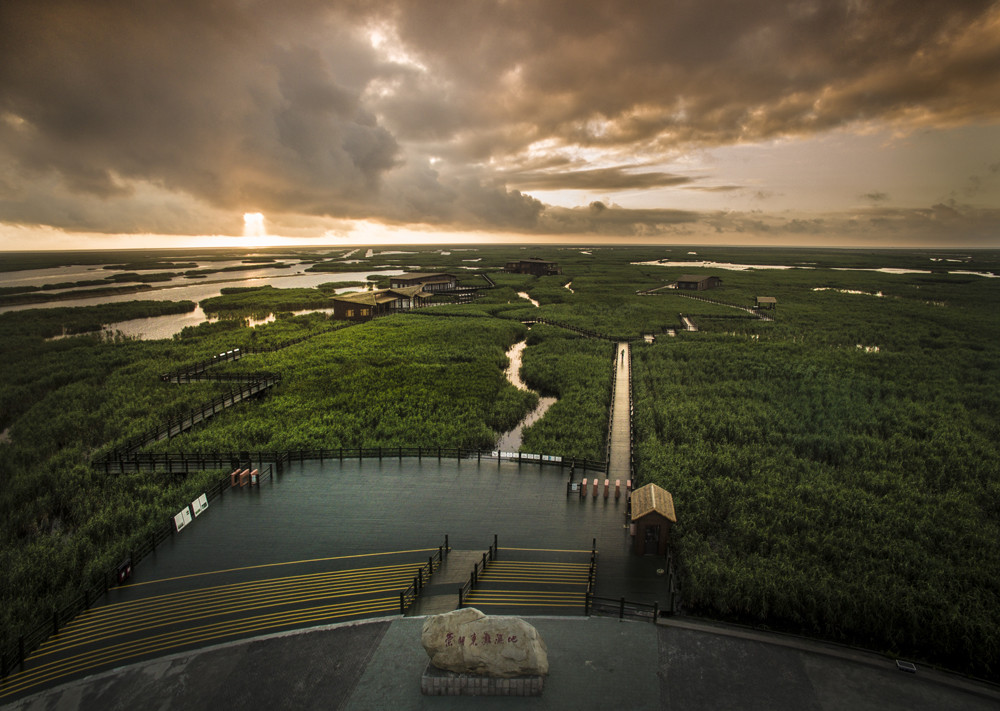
[
  {"left": 627, "top": 345, "right": 636, "bottom": 486},
  {"left": 587, "top": 595, "right": 661, "bottom": 622},
  {"left": 99, "top": 376, "right": 282, "bottom": 462},
  {"left": 399, "top": 535, "right": 451, "bottom": 614},
  {"left": 0, "top": 465, "right": 276, "bottom": 681},
  {"left": 98, "top": 448, "right": 608, "bottom": 475},
  {"left": 605, "top": 349, "right": 618, "bottom": 469},
  {"left": 457, "top": 537, "right": 498, "bottom": 609}
]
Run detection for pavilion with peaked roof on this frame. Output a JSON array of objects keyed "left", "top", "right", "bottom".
[
  {"left": 331, "top": 286, "right": 431, "bottom": 321},
  {"left": 630, "top": 483, "right": 677, "bottom": 556}
]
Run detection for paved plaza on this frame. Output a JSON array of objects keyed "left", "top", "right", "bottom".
[{"left": 5, "top": 615, "right": 998, "bottom": 711}]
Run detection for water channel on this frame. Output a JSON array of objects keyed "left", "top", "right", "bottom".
[
  {"left": 495, "top": 340, "right": 556, "bottom": 451},
  {"left": 517, "top": 291, "right": 540, "bottom": 308},
  {"left": 3, "top": 261, "right": 405, "bottom": 339}
]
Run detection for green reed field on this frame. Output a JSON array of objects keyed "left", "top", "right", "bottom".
[{"left": 0, "top": 245, "right": 998, "bottom": 678}]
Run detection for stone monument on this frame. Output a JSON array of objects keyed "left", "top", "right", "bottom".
[{"left": 420, "top": 608, "right": 548, "bottom": 696}]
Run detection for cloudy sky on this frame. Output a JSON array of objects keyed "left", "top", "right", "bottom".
[{"left": 1, "top": 0, "right": 999, "bottom": 250}]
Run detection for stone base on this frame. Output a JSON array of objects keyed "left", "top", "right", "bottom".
[{"left": 420, "top": 664, "right": 545, "bottom": 696}]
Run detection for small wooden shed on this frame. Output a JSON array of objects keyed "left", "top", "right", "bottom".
[
  {"left": 676, "top": 275, "right": 722, "bottom": 290},
  {"left": 504, "top": 258, "right": 562, "bottom": 276},
  {"left": 756, "top": 296, "right": 777, "bottom": 310},
  {"left": 630, "top": 483, "right": 676, "bottom": 556}
]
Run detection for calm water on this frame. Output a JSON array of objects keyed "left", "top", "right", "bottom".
[
  {"left": 114, "top": 458, "right": 627, "bottom": 587},
  {"left": 5, "top": 263, "right": 405, "bottom": 338},
  {"left": 496, "top": 340, "right": 556, "bottom": 451}
]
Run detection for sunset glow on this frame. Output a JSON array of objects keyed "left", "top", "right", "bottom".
[{"left": 1, "top": 2, "right": 998, "bottom": 250}]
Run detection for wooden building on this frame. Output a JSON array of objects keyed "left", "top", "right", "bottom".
[
  {"left": 676, "top": 274, "right": 722, "bottom": 291},
  {"left": 331, "top": 286, "right": 431, "bottom": 321},
  {"left": 504, "top": 258, "right": 562, "bottom": 276},
  {"left": 630, "top": 483, "right": 676, "bottom": 556},
  {"left": 755, "top": 296, "right": 777, "bottom": 310},
  {"left": 389, "top": 273, "right": 457, "bottom": 292}
]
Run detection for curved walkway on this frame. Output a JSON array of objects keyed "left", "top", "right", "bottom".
[{"left": 5, "top": 616, "right": 997, "bottom": 711}]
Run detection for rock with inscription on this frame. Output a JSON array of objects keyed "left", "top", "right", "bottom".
[{"left": 421, "top": 608, "right": 548, "bottom": 678}]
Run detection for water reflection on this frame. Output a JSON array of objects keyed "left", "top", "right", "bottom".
[{"left": 496, "top": 340, "right": 556, "bottom": 451}]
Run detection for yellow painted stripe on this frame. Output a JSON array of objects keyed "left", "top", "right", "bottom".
[
  {"left": 465, "top": 602, "right": 584, "bottom": 608},
  {"left": 500, "top": 547, "right": 592, "bottom": 553},
  {"left": 475, "top": 577, "right": 589, "bottom": 585},
  {"left": 119, "top": 548, "right": 440, "bottom": 589},
  {"left": 33, "top": 578, "right": 413, "bottom": 657},
  {"left": 486, "top": 560, "right": 590, "bottom": 570},
  {"left": 37, "top": 564, "right": 415, "bottom": 648},
  {"left": 69, "top": 563, "right": 419, "bottom": 625},
  {"left": 467, "top": 590, "right": 584, "bottom": 598},
  {"left": 3, "top": 598, "right": 399, "bottom": 698}
]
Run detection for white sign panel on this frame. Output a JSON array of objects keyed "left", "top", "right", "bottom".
[
  {"left": 174, "top": 506, "right": 193, "bottom": 531},
  {"left": 191, "top": 493, "right": 209, "bottom": 517}
]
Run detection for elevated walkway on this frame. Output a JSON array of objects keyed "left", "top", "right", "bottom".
[{"left": 608, "top": 341, "right": 632, "bottom": 482}]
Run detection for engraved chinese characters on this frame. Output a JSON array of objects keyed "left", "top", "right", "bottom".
[{"left": 421, "top": 608, "right": 549, "bottom": 678}]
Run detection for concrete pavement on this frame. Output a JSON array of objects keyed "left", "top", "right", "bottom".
[{"left": 6, "top": 615, "right": 998, "bottom": 711}]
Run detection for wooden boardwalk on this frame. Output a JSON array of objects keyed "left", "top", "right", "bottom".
[{"left": 608, "top": 341, "right": 632, "bottom": 483}]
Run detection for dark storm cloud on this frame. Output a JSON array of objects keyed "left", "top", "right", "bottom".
[
  {"left": 1, "top": 0, "right": 998, "bottom": 237},
  {"left": 374, "top": 0, "right": 1000, "bottom": 159},
  {"left": 502, "top": 167, "right": 693, "bottom": 191},
  {"left": 539, "top": 203, "right": 701, "bottom": 236},
  {"left": 0, "top": 0, "right": 401, "bottom": 227}
]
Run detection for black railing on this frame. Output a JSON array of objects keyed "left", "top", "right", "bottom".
[
  {"left": 457, "top": 536, "right": 498, "bottom": 609},
  {"left": 518, "top": 317, "right": 643, "bottom": 343},
  {"left": 670, "top": 293, "right": 775, "bottom": 322},
  {"left": 605, "top": 349, "right": 618, "bottom": 470},
  {"left": 99, "top": 377, "right": 281, "bottom": 462},
  {"left": 587, "top": 595, "right": 661, "bottom": 622},
  {"left": 0, "top": 465, "right": 271, "bottom": 681},
  {"left": 627, "top": 344, "right": 636, "bottom": 486},
  {"left": 99, "top": 448, "right": 607, "bottom": 476},
  {"left": 399, "top": 535, "right": 451, "bottom": 614},
  {"left": 583, "top": 538, "right": 598, "bottom": 614}
]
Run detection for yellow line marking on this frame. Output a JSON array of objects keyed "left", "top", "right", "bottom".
[
  {"left": 500, "top": 547, "right": 592, "bottom": 553},
  {"left": 38, "top": 564, "right": 421, "bottom": 649},
  {"left": 2, "top": 598, "right": 399, "bottom": 698},
  {"left": 33, "top": 578, "right": 414, "bottom": 658},
  {"left": 119, "top": 548, "right": 440, "bottom": 588},
  {"left": 83, "top": 562, "right": 422, "bottom": 619}
]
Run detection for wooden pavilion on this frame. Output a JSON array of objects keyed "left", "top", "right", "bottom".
[{"left": 630, "top": 483, "right": 677, "bottom": 556}]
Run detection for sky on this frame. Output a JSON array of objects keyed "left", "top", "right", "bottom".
[{"left": 1, "top": 0, "right": 999, "bottom": 250}]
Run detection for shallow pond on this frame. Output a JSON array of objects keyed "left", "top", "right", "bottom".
[{"left": 9, "top": 268, "right": 405, "bottom": 339}]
